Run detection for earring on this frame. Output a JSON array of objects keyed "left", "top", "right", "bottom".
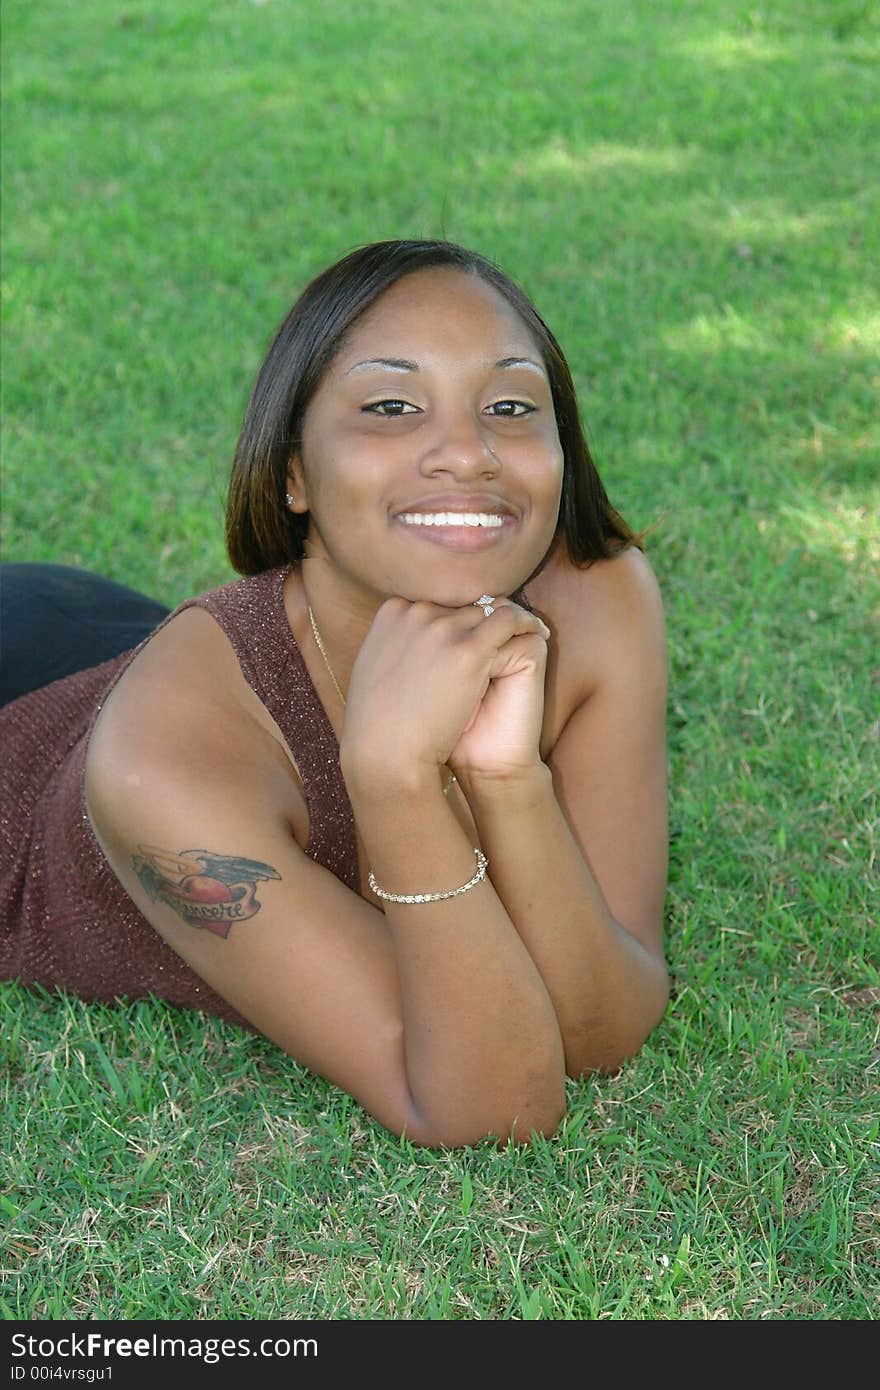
[{"left": 285, "top": 492, "right": 295, "bottom": 507}]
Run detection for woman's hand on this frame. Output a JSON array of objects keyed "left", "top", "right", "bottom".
[
  {"left": 339, "top": 597, "right": 550, "bottom": 792},
  {"left": 446, "top": 608, "right": 550, "bottom": 779}
]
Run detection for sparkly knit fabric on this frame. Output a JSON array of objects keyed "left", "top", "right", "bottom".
[{"left": 0, "top": 565, "right": 359, "bottom": 1028}]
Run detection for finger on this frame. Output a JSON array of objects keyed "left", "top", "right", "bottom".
[
  {"left": 486, "top": 629, "right": 550, "bottom": 679},
  {"left": 466, "top": 599, "right": 550, "bottom": 642}
]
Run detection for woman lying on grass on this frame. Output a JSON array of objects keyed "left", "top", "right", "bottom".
[{"left": 0, "top": 239, "right": 670, "bottom": 1147}]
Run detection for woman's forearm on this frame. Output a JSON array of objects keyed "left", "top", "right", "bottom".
[
  {"left": 455, "top": 764, "right": 670, "bottom": 1075},
  {"left": 345, "top": 766, "right": 566, "bottom": 1148}
]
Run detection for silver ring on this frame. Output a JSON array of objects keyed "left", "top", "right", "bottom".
[{"left": 474, "top": 595, "right": 495, "bottom": 617}]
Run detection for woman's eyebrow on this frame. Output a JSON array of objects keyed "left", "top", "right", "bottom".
[
  {"left": 344, "top": 357, "right": 419, "bottom": 376},
  {"left": 343, "top": 355, "right": 546, "bottom": 377},
  {"left": 494, "top": 356, "right": 546, "bottom": 375}
]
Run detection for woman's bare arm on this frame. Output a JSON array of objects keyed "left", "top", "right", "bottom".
[
  {"left": 457, "top": 547, "right": 670, "bottom": 1074},
  {"left": 455, "top": 765, "right": 669, "bottom": 1076},
  {"left": 341, "top": 772, "right": 567, "bottom": 1146},
  {"left": 84, "top": 610, "right": 565, "bottom": 1150}
]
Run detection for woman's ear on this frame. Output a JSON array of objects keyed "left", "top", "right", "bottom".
[{"left": 285, "top": 454, "right": 310, "bottom": 515}]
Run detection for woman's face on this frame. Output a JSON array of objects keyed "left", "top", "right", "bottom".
[{"left": 288, "top": 267, "right": 565, "bottom": 608}]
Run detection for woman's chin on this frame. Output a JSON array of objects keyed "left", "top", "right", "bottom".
[{"left": 392, "top": 582, "right": 512, "bottom": 610}]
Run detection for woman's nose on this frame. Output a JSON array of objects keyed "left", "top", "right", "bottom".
[{"left": 418, "top": 411, "right": 500, "bottom": 478}]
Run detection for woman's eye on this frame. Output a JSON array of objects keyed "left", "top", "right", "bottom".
[
  {"left": 487, "top": 400, "right": 535, "bottom": 418},
  {"left": 362, "top": 399, "right": 419, "bottom": 416}
]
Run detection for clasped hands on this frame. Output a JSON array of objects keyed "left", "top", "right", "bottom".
[{"left": 339, "top": 594, "right": 551, "bottom": 795}]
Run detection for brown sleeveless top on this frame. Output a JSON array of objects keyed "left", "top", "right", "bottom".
[{"left": 0, "top": 565, "right": 359, "bottom": 1028}]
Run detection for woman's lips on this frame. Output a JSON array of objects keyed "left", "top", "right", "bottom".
[{"left": 392, "top": 515, "right": 516, "bottom": 552}]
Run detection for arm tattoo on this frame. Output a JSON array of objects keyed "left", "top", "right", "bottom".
[{"left": 131, "top": 844, "right": 281, "bottom": 939}]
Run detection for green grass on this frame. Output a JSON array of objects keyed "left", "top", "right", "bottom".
[{"left": 2, "top": 0, "right": 878, "bottom": 1320}]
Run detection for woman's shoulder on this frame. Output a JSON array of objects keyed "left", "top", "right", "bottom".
[
  {"left": 527, "top": 541, "right": 665, "bottom": 706},
  {"left": 529, "top": 538, "right": 661, "bottom": 615},
  {"left": 97, "top": 565, "right": 290, "bottom": 715},
  {"left": 84, "top": 568, "right": 300, "bottom": 802}
]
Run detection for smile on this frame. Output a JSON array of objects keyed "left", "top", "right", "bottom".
[
  {"left": 392, "top": 512, "right": 515, "bottom": 552},
  {"left": 398, "top": 512, "right": 506, "bottom": 528}
]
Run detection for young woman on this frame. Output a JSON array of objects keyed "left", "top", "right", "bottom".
[{"left": 1, "top": 239, "right": 669, "bottom": 1148}]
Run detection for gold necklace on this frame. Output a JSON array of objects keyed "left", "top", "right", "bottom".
[
  {"left": 307, "top": 604, "right": 346, "bottom": 707},
  {"left": 307, "top": 604, "right": 457, "bottom": 796}
]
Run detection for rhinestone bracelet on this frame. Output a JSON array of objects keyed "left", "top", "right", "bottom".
[{"left": 368, "top": 848, "right": 488, "bottom": 904}]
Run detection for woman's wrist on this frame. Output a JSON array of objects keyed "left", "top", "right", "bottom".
[
  {"left": 340, "top": 750, "right": 445, "bottom": 805},
  {"left": 453, "top": 760, "right": 553, "bottom": 805}
]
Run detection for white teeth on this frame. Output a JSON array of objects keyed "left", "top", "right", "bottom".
[{"left": 399, "top": 512, "right": 507, "bottom": 528}]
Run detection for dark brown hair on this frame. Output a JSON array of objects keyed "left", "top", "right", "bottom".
[{"left": 226, "top": 239, "right": 641, "bottom": 576}]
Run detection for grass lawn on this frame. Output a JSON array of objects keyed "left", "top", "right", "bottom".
[{"left": 2, "top": 0, "right": 878, "bottom": 1319}]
